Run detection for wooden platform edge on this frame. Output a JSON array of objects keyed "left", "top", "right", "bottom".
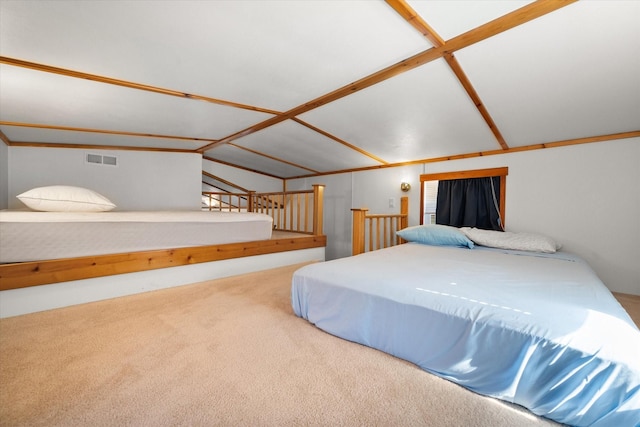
[
  {"left": 613, "top": 291, "right": 640, "bottom": 328},
  {"left": 0, "top": 235, "right": 327, "bottom": 291}
]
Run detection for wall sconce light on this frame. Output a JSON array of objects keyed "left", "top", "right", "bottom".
[{"left": 400, "top": 182, "right": 411, "bottom": 192}]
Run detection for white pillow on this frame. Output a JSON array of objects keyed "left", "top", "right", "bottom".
[
  {"left": 461, "top": 227, "right": 561, "bottom": 253},
  {"left": 17, "top": 186, "right": 116, "bottom": 212}
]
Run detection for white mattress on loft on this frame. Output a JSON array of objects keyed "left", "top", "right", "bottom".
[{"left": 0, "top": 210, "right": 274, "bottom": 263}]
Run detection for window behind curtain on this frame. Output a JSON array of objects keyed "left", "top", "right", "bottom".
[
  {"left": 420, "top": 167, "right": 508, "bottom": 230},
  {"left": 436, "top": 176, "right": 502, "bottom": 230},
  {"left": 423, "top": 180, "right": 438, "bottom": 224}
]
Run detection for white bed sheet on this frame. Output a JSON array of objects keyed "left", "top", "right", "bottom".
[
  {"left": 291, "top": 243, "right": 640, "bottom": 427},
  {"left": 0, "top": 210, "right": 273, "bottom": 263}
]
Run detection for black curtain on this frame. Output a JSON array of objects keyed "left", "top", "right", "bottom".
[{"left": 436, "top": 177, "right": 502, "bottom": 231}]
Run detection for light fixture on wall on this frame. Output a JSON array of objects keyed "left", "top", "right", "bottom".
[{"left": 400, "top": 182, "right": 411, "bottom": 192}]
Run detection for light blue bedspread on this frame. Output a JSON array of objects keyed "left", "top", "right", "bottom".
[{"left": 291, "top": 243, "right": 640, "bottom": 426}]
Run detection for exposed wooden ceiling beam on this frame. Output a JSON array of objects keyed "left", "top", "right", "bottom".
[
  {"left": 202, "top": 155, "right": 284, "bottom": 180},
  {"left": 0, "top": 56, "right": 281, "bottom": 116},
  {"left": 226, "top": 142, "right": 320, "bottom": 174},
  {"left": 286, "top": 130, "right": 640, "bottom": 180},
  {"left": 202, "top": 171, "right": 251, "bottom": 193},
  {"left": 386, "top": 0, "right": 509, "bottom": 151},
  {"left": 0, "top": 129, "right": 11, "bottom": 145},
  {"left": 0, "top": 121, "right": 216, "bottom": 143},
  {"left": 197, "top": 46, "right": 444, "bottom": 152},
  {"left": 443, "top": 0, "right": 579, "bottom": 54},
  {"left": 2, "top": 117, "right": 379, "bottom": 173},
  {"left": 6, "top": 141, "right": 194, "bottom": 153},
  {"left": 1, "top": 59, "right": 376, "bottom": 167},
  {"left": 443, "top": 53, "right": 509, "bottom": 150},
  {"left": 1, "top": 0, "right": 580, "bottom": 178},
  {"left": 384, "top": 0, "right": 445, "bottom": 47},
  {"left": 292, "top": 118, "right": 389, "bottom": 165},
  {"left": 197, "top": 0, "right": 576, "bottom": 152}
]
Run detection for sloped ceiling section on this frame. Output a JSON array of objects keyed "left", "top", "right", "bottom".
[{"left": 0, "top": 0, "right": 638, "bottom": 180}]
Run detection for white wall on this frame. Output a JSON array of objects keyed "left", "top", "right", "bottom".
[
  {"left": 286, "top": 138, "right": 640, "bottom": 295},
  {"left": 288, "top": 174, "right": 353, "bottom": 260},
  {"left": 8, "top": 147, "right": 202, "bottom": 210},
  {"left": 351, "top": 165, "right": 424, "bottom": 227},
  {"left": 7, "top": 140, "right": 637, "bottom": 295},
  {"left": 0, "top": 142, "right": 8, "bottom": 209},
  {"left": 420, "top": 138, "right": 640, "bottom": 295}
]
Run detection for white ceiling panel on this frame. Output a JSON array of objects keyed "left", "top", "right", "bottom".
[
  {"left": 230, "top": 120, "right": 381, "bottom": 173},
  {"left": 299, "top": 58, "right": 500, "bottom": 163},
  {"left": 1, "top": 126, "right": 203, "bottom": 151},
  {"left": 0, "top": 0, "right": 431, "bottom": 111},
  {"left": 454, "top": 1, "right": 640, "bottom": 147},
  {"left": 206, "top": 145, "right": 312, "bottom": 178},
  {"left": 1, "top": 1, "right": 636, "bottom": 179},
  {"left": 0, "top": 65, "right": 272, "bottom": 140},
  {"left": 407, "top": 0, "right": 533, "bottom": 41}
]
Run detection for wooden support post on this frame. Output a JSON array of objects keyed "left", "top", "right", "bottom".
[
  {"left": 248, "top": 191, "right": 255, "bottom": 212},
  {"left": 351, "top": 207, "right": 368, "bottom": 256},
  {"left": 312, "top": 184, "right": 325, "bottom": 236}
]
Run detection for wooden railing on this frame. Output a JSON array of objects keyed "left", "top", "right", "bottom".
[
  {"left": 351, "top": 196, "right": 408, "bottom": 256},
  {"left": 202, "top": 184, "right": 324, "bottom": 236}
]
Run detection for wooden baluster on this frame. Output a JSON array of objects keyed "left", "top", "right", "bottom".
[
  {"left": 304, "top": 193, "right": 309, "bottom": 232},
  {"left": 295, "top": 194, "right": 300, "bottom": 232},
  {"left": 278, "top": 194, "right": 282, "bottom": 231}
]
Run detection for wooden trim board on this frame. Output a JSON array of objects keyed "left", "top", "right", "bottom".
[
  {"left": 613, "top": 292, "right": 640, "bottom": 328},
  {"left": 0, "top": 234, "right": 326, "bottom": 291}
]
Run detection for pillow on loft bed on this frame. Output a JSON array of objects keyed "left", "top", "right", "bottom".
[
  {"left": 461, "top": 227, "right": 561, "bottom": 253},
  {"left": 17, "top": 185, "right": 116, "bottom": 212},
  {"left": 397, "top": 225, "right": 474, "bottom": 249}
]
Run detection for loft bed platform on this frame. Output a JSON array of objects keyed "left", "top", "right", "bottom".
[
  {"left": 0, "top": 232, "right": 326, "bottom": 291},
  {"left": 0, "top": 186, "right": 326, "bottom": 317}
]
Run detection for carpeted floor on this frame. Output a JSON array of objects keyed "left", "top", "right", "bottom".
[{"left": 0, "top": 263, "right": 559, "bottom": 426}]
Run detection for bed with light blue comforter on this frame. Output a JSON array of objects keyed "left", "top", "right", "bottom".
[{"left": 291, "top": 243, "right": 640, "bottom": 426}]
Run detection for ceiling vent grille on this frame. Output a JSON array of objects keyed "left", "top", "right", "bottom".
[{"left": 86, "top": 153, "right": 118, "bottom": 167}]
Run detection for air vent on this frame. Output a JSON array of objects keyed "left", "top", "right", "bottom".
[
  {"left": 86, "top": 153, "right": 118, "bottom": 167},
  {"left": 102, "top": 155, "right": 117, "bottom": 166},
  {"left": 86, "top": 153, "right": 102, "bottom": 164}
]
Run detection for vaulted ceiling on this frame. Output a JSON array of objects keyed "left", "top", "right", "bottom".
[{"left": 1, "top": 0, "right": 638, "bottom": 181}]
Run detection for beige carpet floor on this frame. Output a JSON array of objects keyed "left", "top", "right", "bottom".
[{"left": 0, "top": 263, "right": 559, "bottom": 426}]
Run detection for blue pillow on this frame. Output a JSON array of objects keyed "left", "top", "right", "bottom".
[{"left": 396, "top": 225, "right": 474, "bottom": 249}]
